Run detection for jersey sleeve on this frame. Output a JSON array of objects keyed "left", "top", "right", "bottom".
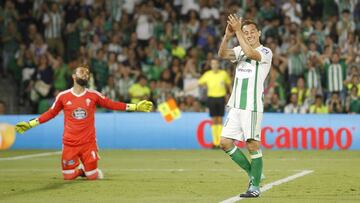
[
  {"left": 224, "top": 71, "right": 231, "bottom": 85},
  {"left": 94, "top": 90, "right": 127, "bottom": 111},
  {"left": 198, "top": 72, "right": 208, "bottom": 85},
  {"left": 258, "top": 47, "right": 273, "bottom": 64},
  {"left": 232, "top": 46, "right": 245, "bottom": 61},
  {"left": 38, "top": 93, "right": 64, "bottom": 123}
]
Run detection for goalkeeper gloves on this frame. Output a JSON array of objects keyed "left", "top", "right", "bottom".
[
  {"left": 15, "top": 118, "right": 40, "bottom": 134},
  {"left": 126, "top": 100, "right": 153, "bottom": 112}
]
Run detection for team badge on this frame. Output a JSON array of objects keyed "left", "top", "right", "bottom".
[
  {"left": 86, "top": 98, "right": 91, "bottom": 106},
  {"left": 72, "top": 108, "right": 87, "bottom": 120},
  {"left": 261, "top": 48, "right": 269, "bottom": 55}
]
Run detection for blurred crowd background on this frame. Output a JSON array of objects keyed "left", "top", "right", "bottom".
[{"left": 0, "top": 0, "right": 359, "bottom": 115}]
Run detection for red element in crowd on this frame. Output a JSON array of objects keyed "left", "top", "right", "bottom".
[{"left": 196, "top": 120, "right": 353, "bottom": 150}]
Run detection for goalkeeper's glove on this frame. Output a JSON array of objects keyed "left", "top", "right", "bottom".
[
  {"left": 126, "top": 100, "right": 153, "bottom": 112},
  {"left": 15, "top": 118, "right": 40, "bottom": 134}
]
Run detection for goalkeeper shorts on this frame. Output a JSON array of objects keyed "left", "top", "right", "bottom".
[{"left": 61, "top": 142, "right": 100, "bottom": 172}]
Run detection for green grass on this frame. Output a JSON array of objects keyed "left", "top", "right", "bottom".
[{"left": 0, "top": 150, "right": 359, "bottom": 203}]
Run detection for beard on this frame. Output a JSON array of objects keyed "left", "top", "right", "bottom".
[{"left": 76, "top": 78, "right": 88, "bottom": 87}]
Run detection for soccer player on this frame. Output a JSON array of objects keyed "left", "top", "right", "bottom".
[
  {"left": 218, "top": 15, "right": 273, "bottom": 197},
  {"left": 198, "top": 59, "right": 232, "bottom": 147},
  {"left": 15, "top": 64, "right": 153, "bottom": 180}
]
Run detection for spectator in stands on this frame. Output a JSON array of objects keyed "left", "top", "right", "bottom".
[
  {"left": 309, "top": 95, "right": 328, "bottom": 114},
  {"left": 327, "top": 92, "right": 343, "bottom": 113},
  {"left": 43, "top": 3, "right": 64, "bottom": 57},
  {"left": 305, "top": 57, "right": 321, "bottom": 86},
  {"left": 337, "top": 9, "right": 356, "bottom": 48},
  {"left": 128, "top": 75, "right": 151, "bottom": 104},
  {"left": 116, "top": 63, "right": 136, "bottom": 103},
  {"left": 325, "top": 53, "right": 346, "bottom": 99},
  {"left": 135, "top": 3, "right": 155, "bottom": 47},
  {"left": 284, "top": 93, "right": 303, "bottom": 114},
  {"left": 30, "top": 34, "right": 48, "bottom": 62},
  {"left": 1, "top": 21, "right": 21, "bottom": 78},
  {"left": 291, "top": 77, "right": 307, "bottom": 106},
  {"left": 47, "top": 52, "right": 71, "bottom": 91},
  {"left": 265, "top": 92, "right": 283, "bottom": 113},
  {"left": 101, "top": 75, "right": 118, "bottom": 101},
  {"left": 345, "top": 74, "right": 360, "bottom": 96},
  {"left": 287, "top": 33, "right": 307, "bottom": 87},
  {"left": 281, "top": 0, "right": 302, "bottom": 25},
  {"left": 345, "top": 85, "right": 360, "bottom": 113},
  {"left": 91, "top": 49, "right": 109, "bottom": 91}
]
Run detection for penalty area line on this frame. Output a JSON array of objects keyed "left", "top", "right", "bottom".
[
  {"left": 0, "top": 151, "right": 61, "bottom": 161},
  {"left": 219, "top": 170, "right": 314, "bottom": 203}
]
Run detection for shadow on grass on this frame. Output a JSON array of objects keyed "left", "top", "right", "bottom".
[{"left": 0, "top": 179, "right": 83, "bottom": 200}]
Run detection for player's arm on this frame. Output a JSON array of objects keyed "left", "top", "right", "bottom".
[
  {"left": 218, "top": 25, "right": 236, "bottom": 60},
  {"left": 15, "top": 94, "right": 64, "bottom": 134},
  {"left": 96, "top": 91, "right": 153, "bottom": 112},
  {"left": 227, "top": 14, "right": 261, "bottom": 62},
  {"left": 184, "top": 73, "right": 208, "bottom": 93}
]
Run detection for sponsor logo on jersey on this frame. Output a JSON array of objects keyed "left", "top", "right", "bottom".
[
  {"left": 72, "top": 108, "right": 87, "bottom": 120},
  {"left": 66, "top": 101, "right": 72, "bottom": 105},
  {"left": 237, "top": 68, "right": 252, "bottom": 73}
]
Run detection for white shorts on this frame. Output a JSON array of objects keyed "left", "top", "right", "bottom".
[{"left": 221, "top": 108, "right": 263, "bottom": 141}]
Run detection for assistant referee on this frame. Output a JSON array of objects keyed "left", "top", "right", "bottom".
[{"left": 198, "top": 59, "right": 232, "bottom": 147}]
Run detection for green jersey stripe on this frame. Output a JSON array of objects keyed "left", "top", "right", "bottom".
[
  {"left": 251, "top": 112, "right": 253, "bottom": 138},
  {"left": 253, "top": 62, "right": 259, "bottom": 112},
  {"left": 234, "top": 78, "right": 238, "bottom": 106},
  {"left": 240, "top": 79, "right": 248, "bottom": 109}
]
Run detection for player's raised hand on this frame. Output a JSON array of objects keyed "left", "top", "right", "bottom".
[
  {"left": 225, "top": 24, "right": 235, "bottom": 37},
  {"left": 136, "top": 100, "right": 153, "bottom": 112},
  {"left": 227, "top": 14, "right": 242, "bottom": 31},
  {"left": 15, "top": 119, "right": 40, "bottom": 134}
]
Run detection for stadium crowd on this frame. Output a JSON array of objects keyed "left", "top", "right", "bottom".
[{"left": 0, "top": 0, "right": 359, "bottom": 114}]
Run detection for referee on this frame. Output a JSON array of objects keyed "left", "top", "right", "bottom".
[{"left": 198, "top": 59, "right": 232, "bottom": 147}]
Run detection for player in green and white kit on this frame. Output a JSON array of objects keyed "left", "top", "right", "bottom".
[{"left": 218, "top": 15, "right": 272, "bottom": 198}]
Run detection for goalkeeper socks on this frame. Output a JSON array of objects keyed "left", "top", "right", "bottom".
[
  {"left": 225, "top": 146, "right": 251, "bottom": 176},
  {"left": 250, "top": 150, "right": 263, "bottom": 187}
]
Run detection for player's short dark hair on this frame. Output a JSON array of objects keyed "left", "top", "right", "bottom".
[
  {"left": 241, "top": 19, "right": 260, "bottom": 31},
  {"left": 73, "top": 64, "right": 90, "bottom": 74}
]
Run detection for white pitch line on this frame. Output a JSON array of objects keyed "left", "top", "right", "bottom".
[
  {"left": 219, "top": 170, "right": 314, "bottom": 203},
  {"left": 0, "top": 151, "right": 61, "bottom": 161}
]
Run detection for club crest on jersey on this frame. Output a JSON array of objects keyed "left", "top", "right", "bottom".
[
  {"left": 72, "top": 108, "right": 87, "bottom": 120},
  {"left": 261, "top": 48, "right": 269, "bottom": 55},
  {"left": 86, "top": 98, "right": 91, "bottom": 106}
]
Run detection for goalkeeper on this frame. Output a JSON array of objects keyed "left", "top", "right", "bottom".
[{"left": 15, "top": 64, "right": 153, "bottom": 180}]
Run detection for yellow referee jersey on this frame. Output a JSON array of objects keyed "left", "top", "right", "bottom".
[{"left": 198, "top": 70, "right": 231, "bottom": 97}]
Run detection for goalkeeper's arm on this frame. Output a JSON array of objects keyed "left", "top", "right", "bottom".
[
  {"left": 125, "top": 100, "right": 153, "bottom": 112},
  {"left": 15, "top": 118, "right": 40, "bottom": 134}
]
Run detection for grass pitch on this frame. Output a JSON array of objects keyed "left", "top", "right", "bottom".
[{"left": 0, "top": 150, "right": 359, "bottom": 203}]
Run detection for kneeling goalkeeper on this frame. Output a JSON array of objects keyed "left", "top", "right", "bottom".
[{"left": 15, "top": 64, "right": 153, "bottom": 180}]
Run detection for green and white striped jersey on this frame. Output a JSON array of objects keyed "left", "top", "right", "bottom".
[
  {"left": 325, "top": 63, "right": 346, "bottom": 92},
  {"left": 227, "top": 45, "right": 273, "bottom": 112},
  {"left": 305, "top": 67, "right": 321, "bottom": 89}
]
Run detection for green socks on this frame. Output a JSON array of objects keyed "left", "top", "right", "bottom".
[
  {"left": 250, "top": 150, "right": 263, "bottom": 187},
  {"left": 225, "top": 146, "right": 251, "bottom": 176}
]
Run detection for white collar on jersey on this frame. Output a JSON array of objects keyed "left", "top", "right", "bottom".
[{"left": 71, "top": 87, "right": 87, "bottom": 97}]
